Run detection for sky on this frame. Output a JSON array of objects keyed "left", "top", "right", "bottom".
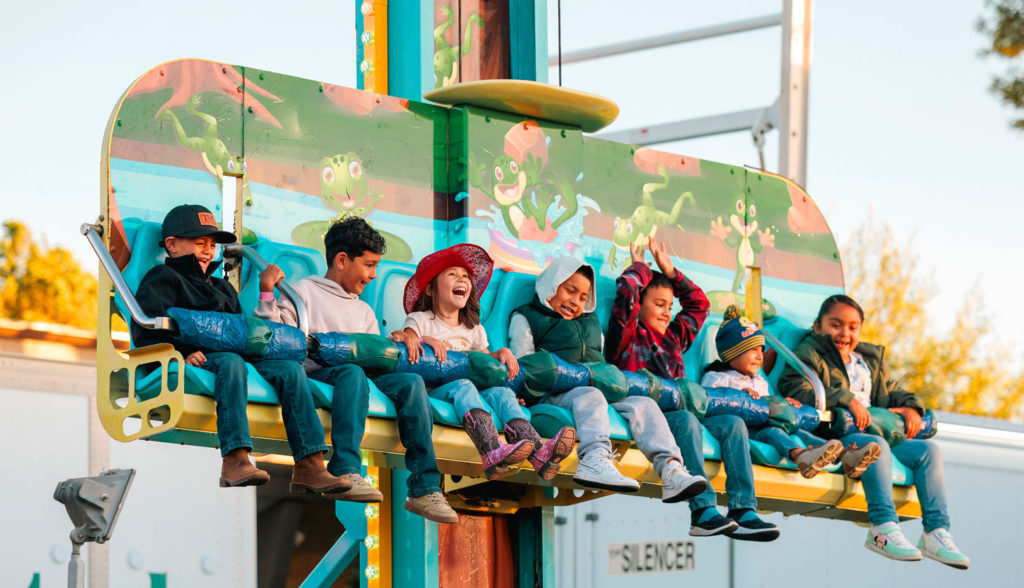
[{"left": 1, "top": 0, "right": 1021, "bottom": 353}]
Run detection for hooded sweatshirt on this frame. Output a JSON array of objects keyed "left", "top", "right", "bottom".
[
  {"left": 255, "top": 275, "right": 379, "bottom": 369},
  {"left": 508, "top": 257, "right": 602, "bottom": 362}
]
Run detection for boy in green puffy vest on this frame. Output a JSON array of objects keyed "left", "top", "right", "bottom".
[{"left": 508, "top": 256, "right": 708, "bottom": 503}]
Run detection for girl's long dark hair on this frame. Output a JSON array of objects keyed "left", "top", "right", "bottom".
[
  {"left": 412, "top": 274, "right": 481, "bottom": 328},
  {"left": 814, "top": 294, "right": 865, "bottom": 326}
]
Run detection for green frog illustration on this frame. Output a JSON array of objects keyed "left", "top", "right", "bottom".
[
  {"left": 608, "top": 165, "right": 694, "bottom": 270},
  {"left": 710, "top": 198, "right": 775, "bottom": 292},
  {"left": 161, "top": 95, "right": 252, "bottom": 206},
  {"left": 468, "top": 152, "right": 578, "bottom": 242},
  {"left": 319, "top": 152, "right": 383, "bottom": 221},
  {"left": 434, "top": 4, "right": 484, "bottom": 88}
]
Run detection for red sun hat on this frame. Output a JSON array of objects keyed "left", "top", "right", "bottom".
[{"left": 403, "top": 244, "right": 494, "bottom": 314}]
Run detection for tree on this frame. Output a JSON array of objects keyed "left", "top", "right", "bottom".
[
  {"left": 0, "top": 221, "right": 98, "bottom": 330},
  {"left": 843, "top": 216, "right": 1023, "bottom": 421},
  {"left": 979, "top": 0, "right": 1024, "bottom": 129}
]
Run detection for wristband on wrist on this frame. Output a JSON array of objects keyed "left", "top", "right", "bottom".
[{"left": 259, "top": 291, "right": 275, "bottom": 301}]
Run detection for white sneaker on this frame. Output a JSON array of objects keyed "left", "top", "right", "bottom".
[
  {"left": 573, "top": 449, "right": 641, "bottom": 492},
  {"left": 661, "top": 460, "right": 708, "bottom": 503},
  {"left": 918, "top": 528, "right": 969, "bottom": 570},
  {"left": 865, "top": 521, "right": 922, "bottom": 561}
]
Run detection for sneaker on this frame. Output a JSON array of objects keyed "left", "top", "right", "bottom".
[
  {"left": 404, "top": 492, "right": 459, "bottom": 524},
  {"left": 795, "top": 439, "right": 843, "bottom": 479},
  {"left": 323, "top": 473, "right": 384, "bottom": 503},
  {"left": 865, "top": 521, "right": 922, "bottom": 561},
  {"left": 918, "top": 528, "right": 969, "bottom": 570},
  {"left": 689, "top": 508, "right": 739, "bottom": 537},
  {"left": 527, "top": 426, "right": 577, "bottom": 481},
  {"left": 661, "top": 460, "right": 708, "bottom": 503},
  {"left": 839, "top": 442, "right": 882, "bottom": 479},
  {"left": 573, "top": 449, "right": 641, "bottom": 492},
  {"left": 726, "top": 509, "right": 781, "bottom": 542}
]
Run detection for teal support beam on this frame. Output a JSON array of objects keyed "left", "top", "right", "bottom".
[
  {"left": 391, "top": 469, "right": 439, "bottom": 588},
  {"left": 509, "top": 0, "right": 548, "bottom": 83},
  {"left": 389, "top": 0, "right": 434, "bottom": 100},
  {"left": 300, "top": 500, "right": 368, "bottom": 588},
  {"left": 516, "top": 507, "right": 555, "bottom": 587},
  {"left": 355, "top": 1, "right": 366, "bottom": 90}
]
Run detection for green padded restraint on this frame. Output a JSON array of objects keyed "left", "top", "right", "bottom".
[
  {"left": 765, "top": 396, "right": 798, "bottom": 434},
  {"left": 467, "top": 351, "right": 510, "bottom": 389},
  {"left": 680, "top": 379, "right": 710, "bottom": 418},
  {"left": 347, "top": 333, "right": 401, "bottom": 372},
  {"left": 244, "top": 317, "right": 273, "bottom": 358},
  {"left": 584, "top": 362, "right": 628, "bottom": 403},
  {"left": 517, "top": 352, "right": 558, "bottom": 403}
]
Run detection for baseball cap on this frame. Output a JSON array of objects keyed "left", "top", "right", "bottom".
[{"left": 160, "top": 204, "right": 236, "bottom": 245}]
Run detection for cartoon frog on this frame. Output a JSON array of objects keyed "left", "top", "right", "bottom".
[
  {"left": 320, "top": 152, "right": 383, "bottom": 221},
  {"left": 434, "top": 4, "right": 484, "bottom": 88},
  {"left": 468, "top": 152, "right": 577, "bottom": 242},
  {"left": 608, "top": 166, "right": 694, "bottom": 270},
  {"left": 161, "top": 95, "right": 252, "bottom": 206},
  {"left": 710, "top": 198, "right": 775, "bottom": 292}
]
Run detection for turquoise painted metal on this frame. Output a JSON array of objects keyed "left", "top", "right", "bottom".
[
  {"left": 300, "top": 493, "right": 368, "bottom": 587},
  {"left": 391, "top": 470, "right": 440, "bottom": 588}
]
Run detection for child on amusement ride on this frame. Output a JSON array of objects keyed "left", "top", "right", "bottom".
[
  {"left": 132, "top": 204, "right": 351, "bottom": 497},
  {"left": 391, "top": 244, "right": 576, "bottom": 481},
  {"left": 607, "top": 237, "right": 776, "bottom": 540},
  {"left": 779, "top": 295, "right": 969, "bottom": 568},
  {"left": 255, "top": 217, "right": 458, "bottom": 524},
  {"left": 508, "top": 255, "right": 709, "bottom": 503},
  {"left": 702, "top": 305, "right": 849, "bottom": 479}
]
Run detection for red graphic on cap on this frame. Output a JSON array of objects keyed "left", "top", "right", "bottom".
[{"left": 198, "top": 212, "right": 216, "bottom": 226}]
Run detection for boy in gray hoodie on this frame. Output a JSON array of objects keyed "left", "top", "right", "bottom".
[
  {"left": 508, "top": 256, "right": 708, "bottom": 503},
  {"left": 256, "top": 218, "right": 457, "bottom": 524}
]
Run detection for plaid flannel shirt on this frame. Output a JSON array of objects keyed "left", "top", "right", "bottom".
[{"left": 605, "top": 261, "right": 710, "bottom": 379}]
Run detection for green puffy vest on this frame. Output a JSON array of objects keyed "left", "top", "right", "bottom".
[{"left": 515, "top": 296, "right": 603, "bottom": 363}]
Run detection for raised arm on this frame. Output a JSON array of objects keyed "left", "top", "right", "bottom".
[{"left": 605, "top": 241, "right": 652, "bottom": 362}]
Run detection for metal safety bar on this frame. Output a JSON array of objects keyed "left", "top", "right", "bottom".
[
  {"left": 81, "top": 223, "right": 176, "bottom": 331},
  {"left": 763, "top": 330, "right": 831, "bottom": 422},
  {"left": 222, "top": 244, "right": 310, "bottom": 335}
]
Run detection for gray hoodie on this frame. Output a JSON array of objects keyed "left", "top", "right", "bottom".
[{"left": 509, "top": 256, "right": 598, "bottom": 356}]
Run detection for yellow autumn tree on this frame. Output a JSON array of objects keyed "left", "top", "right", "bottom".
[
  {"left": 0, "top": 221, "right": 98, "bottom": 330},
  {"left": 843, "top": 216, "right": 1023, "bottom": 421}
]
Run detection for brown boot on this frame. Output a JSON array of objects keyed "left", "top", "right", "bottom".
[
  {"left": 290, "top": 452, "right": 352, "bottom": 496},
  {"left": 219, "top": 448, "right": 271, "bottom": 487}
]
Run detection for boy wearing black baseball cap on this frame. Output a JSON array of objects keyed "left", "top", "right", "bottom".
[{"left": 132, "top": 204, "right": 353, "bottom": 496}]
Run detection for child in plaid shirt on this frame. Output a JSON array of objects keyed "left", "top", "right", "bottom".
[{"left": 606, "top": 238, "right": 778, "bottom": 541}]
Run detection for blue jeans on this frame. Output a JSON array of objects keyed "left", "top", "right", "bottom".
[
  {"left": 373, "top": 372, "right": 443, "bottom": 498},
  {"left": 308, "top": 364, "right": 370, "bottom": 476},
  {"left": 664, "top": 411, "right": 756, "bottom": 511},
  {"left": 429, "top": 379, "right": 528, "bottom": 428},
  {"left": 202, "top": 352, "right": 328, "bottom": 460},
  {"left": 840, "top": 432, "right": 950, "bottom": 531}
]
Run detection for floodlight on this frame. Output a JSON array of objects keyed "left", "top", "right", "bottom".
[{"left": 53, "top": 468, "right": 136, "bottom": 588}]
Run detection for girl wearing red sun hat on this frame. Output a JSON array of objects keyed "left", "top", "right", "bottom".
[{"left": 392, "top": 244, "right": 576, "bottom": 481}]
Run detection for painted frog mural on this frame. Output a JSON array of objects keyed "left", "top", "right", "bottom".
[
  {"left": 710, "top": 198, "right": 776, "bottom": 292},
  {"left": 291, "top": 152, "right": 412, "bottom": 262},
  {"left": 434, "top": 4, "right": 484, "bottom": 88},
  {"left": 161, "top": 95, "right": 252, "bottom": 206},
  {"left": 607, "top": 165, "right": 694, "bottom": 271},
  {"left": 319, "top": 153, "right": 383, "bottom": 222}
]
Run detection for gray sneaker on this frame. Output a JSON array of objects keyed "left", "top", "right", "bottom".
[
  {"left": 796, "top": 439, "right": 843, "bottom": 479},
  {"left": 324, "top": 473, "right": 384, "bottom": 503},
  {"left": 573, "top": 449, "right": 641, "bottom": 492},
  {"left": 404, "top": 492, "right": 459, "bottom": 524},
  {"left": 661, "top": 460, "right": 708, "bottom": 503},
  {"left": 840, "top": 442, "right": 882, "bottom": 479}
]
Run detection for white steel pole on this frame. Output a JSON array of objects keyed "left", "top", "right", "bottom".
[{"left": 779, "top": 0, "right": 813, "bottom": 187}]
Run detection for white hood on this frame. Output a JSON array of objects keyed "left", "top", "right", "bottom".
[{"left": 535, "top": 256, "right": 597, "bottom": 313}]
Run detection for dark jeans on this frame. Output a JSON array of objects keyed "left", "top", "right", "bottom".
[
  {"left": 309, "top": 365, "right": 441, "bottom": 498},
  {"left": 202, "top": 352, "right": 328, "bottom": 460},
  {"left": 664, "top": 411, "right": 757, "bottom": 512}
]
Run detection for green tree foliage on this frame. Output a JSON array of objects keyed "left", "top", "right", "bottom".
[
  {"left": 979, "top": 0, "right": 1024, "bottom": 129},
  {"left": 844, "top": 217, "right": 1023, "bottom": 421},
  {"left": 0, "top": 221, "right": 97, "bottom": 330}
]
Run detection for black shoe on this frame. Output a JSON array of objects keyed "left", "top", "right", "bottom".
[
  {"left": 726, "top": 511, "right": 781, "bottom": 542},
  {"left": 689, "top": 511, "right": 739, "bottom": 537}
]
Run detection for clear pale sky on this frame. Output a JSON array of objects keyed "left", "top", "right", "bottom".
[{"left": 1, "top": 0, "right": 1021, "bottom": 353}]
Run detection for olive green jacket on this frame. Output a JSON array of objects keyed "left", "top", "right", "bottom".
[{"left": 778, "top": 332, "right": 924, "bottom": 415}]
